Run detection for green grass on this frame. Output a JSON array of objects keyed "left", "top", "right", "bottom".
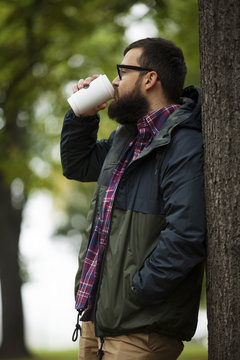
[
  {"left": 36, "top": 350, "right": 78, "bottom": 359},
  {"left": 179, "top": 342, "right": 208, "bottom": 359},
  {"left": 0, "top": 344, "right": 207, "bottom": 360},
  {"left": 0, "top": 350, "right": 78, "bottom": 360}
]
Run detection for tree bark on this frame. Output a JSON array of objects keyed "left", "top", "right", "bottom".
[
  {"left": 0, "top": 178, "right": 30, "bottom": 358},
  {"left": 198, "top": 0, "right": 240, "bottom": 359}
]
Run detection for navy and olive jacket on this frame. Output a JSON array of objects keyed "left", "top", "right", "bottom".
[{"left": 61, "top": 86, "right": 206, "bottom": 341}]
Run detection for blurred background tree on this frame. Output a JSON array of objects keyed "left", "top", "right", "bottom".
[{"left": 0, "top": 0, "right": 200, "bottom": 357}]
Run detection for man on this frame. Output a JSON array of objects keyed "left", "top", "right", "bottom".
[{"left": 61, "top": 37, "right": 206, "bottom": 360}]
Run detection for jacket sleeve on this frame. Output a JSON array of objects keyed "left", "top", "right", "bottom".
[
  {"left": 132, "top": 127, "right": 206, "bottom": 304},
  {"left": 61, "top": 109, "right": 115, "bottom": 182}
]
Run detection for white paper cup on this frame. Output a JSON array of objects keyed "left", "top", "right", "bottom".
[{"left": 67, "top": 74, "right": 114, "bottom": 116}]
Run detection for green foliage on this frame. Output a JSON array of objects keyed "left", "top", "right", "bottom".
[{"left": 0, "top": 0, "right": 129, "bottom": 188}]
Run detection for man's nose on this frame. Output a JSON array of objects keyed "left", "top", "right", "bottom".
[{"left": 112, "top": 76, "right": 120, "bottom": 87}]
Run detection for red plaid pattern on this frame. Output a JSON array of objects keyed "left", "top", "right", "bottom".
[{"left": 75, "top": 105, "right": 180, "bottom": 319}]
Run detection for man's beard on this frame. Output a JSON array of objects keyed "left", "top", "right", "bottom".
[{"left": 108, "top": 88, "right": 150, "bottom": 125}]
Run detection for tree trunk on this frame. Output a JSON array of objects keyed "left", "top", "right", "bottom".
[
  {"left": 198, "top": 1, "right": 240, "bottom": 359},
  {"left": 0, "top": 177, "right": 30, "bottom": 358}
]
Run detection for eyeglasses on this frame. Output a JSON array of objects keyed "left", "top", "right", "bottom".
[{"left": 117, "top": 64, "right": 157, "bottom": 80}]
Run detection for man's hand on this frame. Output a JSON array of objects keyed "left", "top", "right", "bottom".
[{"left": 72, "top": 74, "right": 108, "bottom": 116}]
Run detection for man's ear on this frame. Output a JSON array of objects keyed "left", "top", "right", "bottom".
[{"left": 145, "top": 71, "right": 159, "bottom": 90}]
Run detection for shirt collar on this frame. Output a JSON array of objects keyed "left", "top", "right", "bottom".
[{"left": 137, "top": 104, "right": 180, "bottom": 136}]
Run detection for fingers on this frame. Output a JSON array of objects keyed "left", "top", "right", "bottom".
[
  {"left": 71, "top": 75, "right": 107, "bottom": 116},
  {"left": 82, "top": 102, "right": 108, "bottom": 117},
  {"left": 96, "top": 102, "right": 108, "bottom": 112},
  {"left": 73, "top": 74, "right": 99, "bottom": 93}
]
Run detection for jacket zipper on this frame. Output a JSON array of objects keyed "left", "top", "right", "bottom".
[{"left": 93, "top": 194, "right": 115, "bottom": 338}]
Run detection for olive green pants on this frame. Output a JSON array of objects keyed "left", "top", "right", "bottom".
[{"left": 79, "top": 321, "right": 184, "bottom": 360}]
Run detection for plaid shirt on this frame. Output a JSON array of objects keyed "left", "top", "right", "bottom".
[{"left": 75, "top": 104, "right": 180, "bottom": 319}]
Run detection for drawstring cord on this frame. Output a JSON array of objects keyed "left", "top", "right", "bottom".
[
  {"left": 97, "top": 337, "right": 105, "bottom": 359},
  {"left": 72, "top": 310, "right": 104, "bottom": 359},
  {"left": 72, "top": 309, "right": 83, "bottom": 342}
]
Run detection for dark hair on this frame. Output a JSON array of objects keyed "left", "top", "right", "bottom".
[{"left": 124, "top": 37, "right": 187, "bottom": 102}]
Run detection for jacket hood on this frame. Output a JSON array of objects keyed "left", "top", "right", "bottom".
[
  {"left": 178, "top": 85, "right": 201, "bottom": 131},
  {"left": 140, "top": 85, "right": 202, "bottom": 156}
]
